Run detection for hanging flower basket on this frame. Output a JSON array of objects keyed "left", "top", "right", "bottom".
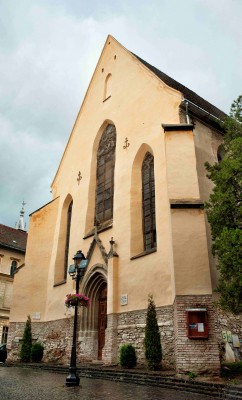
[{"left": 65, "top": 293, "right": 91, "bottom": 308}]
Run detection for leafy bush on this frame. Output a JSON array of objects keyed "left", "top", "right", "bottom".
[
  {"left": 31, "top": 342, "right": 44, "bottom": 362},
  {"left": 144, "top": 295, "right": 162, "bottom": 370},
  {"left": 221, "top": 362, "right": 242, "bottom": 377},
  {"left": 20, "top": 315, "right": 32, "bottom": 362},
  {"left": 119, "top": 344, "right": 137, "bottom": 368}
]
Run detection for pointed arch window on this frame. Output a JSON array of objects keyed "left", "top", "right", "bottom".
[
  {"left": 142, "top": 152, "right": 156, "bottom": 251},
  {"left": 64, "top": 200, "right": 73, "bottom": 279},
  {"left": 95, "top": 124, "right": 116, "bottom": 224}
]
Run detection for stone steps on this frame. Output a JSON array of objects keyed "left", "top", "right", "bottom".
[
  {"left": 224, "top": 386, "right": 242, "bottom": 400},
  {"left": 78, "top": 367, "right": 224, "bottom": 398}
]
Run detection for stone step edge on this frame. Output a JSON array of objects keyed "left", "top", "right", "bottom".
[{"left": 4, "top": 363, "right": 228, "bottom": 398}]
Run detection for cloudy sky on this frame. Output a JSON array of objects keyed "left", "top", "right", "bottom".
[{"left": 0, "top": 0, "right": 241, "bottom": 229}]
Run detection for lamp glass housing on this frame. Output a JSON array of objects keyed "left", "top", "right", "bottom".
[{"left": 68, "top": 264, "right": 76, "bottom": 276}]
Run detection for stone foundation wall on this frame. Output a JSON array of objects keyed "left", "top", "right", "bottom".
[
  {"left": 8, "top": 318, "right": 73, "bottom": 364},
  {"left": 8, "top": 300, "right": 241, "bottom": 372},
  {"left": 116, "top": 305, "right": 175, "bottom": 369},
  {"left": 216, "top": 307, "right": 242, "bottom": 362},
  {"left": 174, "top": 295, "right": 220, "bottom": 375},
  {"left": 103, "top": 313, "right": 118, "bottom": 364}
]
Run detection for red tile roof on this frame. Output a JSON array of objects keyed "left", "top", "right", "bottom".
[{"left": 0, "top": 224, "right": 27, "bottom": 253}]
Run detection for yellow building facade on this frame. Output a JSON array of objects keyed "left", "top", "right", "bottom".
[
  {"left": 0, "top": 218, "right": 27, "bottom": 344},
  {"left": 8, "top": 36, "right": 233, "bottom": 373}
]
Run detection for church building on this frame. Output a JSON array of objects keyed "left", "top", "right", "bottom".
[{"left": 8, "top": 36, "right": 234, "bottom": 374}]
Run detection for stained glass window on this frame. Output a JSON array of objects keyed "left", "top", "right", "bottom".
[
  {"left": 142, "top": 152, "right": 156, "bottom": 250},
  {"left": 95, "top": 125, "right": 116, "bottom": 224}
]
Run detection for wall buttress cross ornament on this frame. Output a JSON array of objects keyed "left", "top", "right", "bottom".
[
  {"left": 77, "top": 171, "right": 82, "bottom": 185},
  {"left": 123, "top": 137, "right": 130, "bottom": 149}
]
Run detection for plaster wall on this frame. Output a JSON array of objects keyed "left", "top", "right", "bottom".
[
  {"left": 171, "top": 209, "right": 212, "bottom": 294},
  {"left": 193, "top": 121, "right": 223, "bottom": 290},
  {"left": 9, "top": 198, "right": 59, "bottom": 322}
]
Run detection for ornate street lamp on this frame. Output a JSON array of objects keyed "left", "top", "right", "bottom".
[{"left": 66, "top": 250, "right": 88, "bottom": 387}]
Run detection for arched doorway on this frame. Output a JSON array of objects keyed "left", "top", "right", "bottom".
[
  {"left": 80, "top": 266, "right": 107, "bottom": 361},
  {"left": 98, "top": 284, "right": 107, "bottom": 359}
]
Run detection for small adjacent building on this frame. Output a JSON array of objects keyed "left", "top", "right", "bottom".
[
  {"left": 0, "top": 204, "right": 27, "bottom": 344},
  {"left": 7, "top": 36, "right": 241, "bottom": 373}
]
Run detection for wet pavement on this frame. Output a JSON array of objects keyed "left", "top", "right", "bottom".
[{"left": 0, "top": 366, "right": 212, "bottom": 400}]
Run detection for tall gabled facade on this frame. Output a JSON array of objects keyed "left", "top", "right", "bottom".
[{"left": 8, "top": 36, "right": 237, "bottom": 374}]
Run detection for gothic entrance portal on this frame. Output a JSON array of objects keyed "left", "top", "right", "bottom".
[
  {"left": 98, "top": 285, "right": 107, "bottom": 360},
  {"left": 80, "top": 266, "right": 107, "bottom": 361}
]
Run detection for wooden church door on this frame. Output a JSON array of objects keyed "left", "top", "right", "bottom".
[{"left": 98, "top": 285, "right": 107, "bottom": 360}]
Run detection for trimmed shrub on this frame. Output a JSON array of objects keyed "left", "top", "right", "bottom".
[
  {"left": 119, "top": 344, "right": 137, "bottom": 369},
  {"left": 20, "top": 315, "right": 32, "bottom": 362},
  {"left": 144, "top": 294, "right": 162, "bottom": 370},
  {"left": 31, "top": 342, "right": 44, "bottom": 362}
]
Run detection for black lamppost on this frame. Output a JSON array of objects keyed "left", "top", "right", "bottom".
[{"left": 66, "top": 250, "right": 88, "bottom": 387}]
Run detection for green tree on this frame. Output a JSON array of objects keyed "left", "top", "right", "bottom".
[
  {"left": 144, "top": 295, "right": 162, "bottom": 370},
  {"left": 20, "top": 315, "right": 32, "bottom": 362},
  {"left": 205, "top": 95, "right": 242, "bottom": 314}
]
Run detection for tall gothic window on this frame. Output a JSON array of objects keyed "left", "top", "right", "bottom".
[
  {"left": 142, "top": 152, "right": 156, "bottom": 251},
  {"left": 64, "top": 201, "right": 73, "bottom": 279},
  {"left": 95, "top": 124, "right": 116, "bottom": 224}
]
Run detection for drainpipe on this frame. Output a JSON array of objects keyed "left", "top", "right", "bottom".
[{"left": 185, "top": 100, "right": 190, "bottom": 124}]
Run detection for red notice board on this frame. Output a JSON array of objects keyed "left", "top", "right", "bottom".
[{"left": 186, "top": 309, "right": 208, "bottom": 339}]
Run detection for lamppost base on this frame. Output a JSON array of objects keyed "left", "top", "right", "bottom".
[{"left": 66, "top": 372, "right": 80, "bottom": 386}]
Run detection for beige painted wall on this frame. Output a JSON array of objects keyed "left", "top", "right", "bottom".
[
  {"left": 193, "top": 121, "right": 223, "bottom": 290},
  {"left": 10, "top": 198, "right": 59, "bottom": 322}
]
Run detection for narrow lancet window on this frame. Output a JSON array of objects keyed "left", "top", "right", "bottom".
[
  {"left": 95, "top": 124, "right": 116, "bottom": 224},
  {"left": 104, "top": 74, "right": 112, "bottom": 100},
  {"left": 142, "top": 152, "right": 156, "bottom": 251},
  {"left": 64, "top": 201, "right": 73, "bottom": 279}
]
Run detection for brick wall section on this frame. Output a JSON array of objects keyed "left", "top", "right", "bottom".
[{"left": 174, "top": 295, "right": 220, "bottom": 375}]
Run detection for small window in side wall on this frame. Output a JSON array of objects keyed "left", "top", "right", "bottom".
[
  {"left": 1, "top": 326, "right": 8, "bottom": 344},
  {"left": 64, "top": 201, "right": 73, "bottom": 280},
  {"left": 103, "top": 74, "right": 112, "bottom": 101},
  {"left": 217, "top": 144, "right": 225, "bottom": 162},
  {"left": 142, "top": 152, "right": 156, "bottom": 251},
  {"left": 10, "top": 260, "right": 17, "bottom": 276}
]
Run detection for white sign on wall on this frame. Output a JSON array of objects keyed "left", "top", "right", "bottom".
[
  {"left": 120, "top": 294, "right": 128, "bottom": 306},
  {"left": 32, "top": 312, "right": 41, "bottom": 320}
]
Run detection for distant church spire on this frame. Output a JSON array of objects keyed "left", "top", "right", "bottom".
[{"left": 15, "top": 201, "right": 26, "bottom": 230}]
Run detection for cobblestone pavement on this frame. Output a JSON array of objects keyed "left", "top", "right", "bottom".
[{"left": 0, "top": 366, "right": 213, "bottom": 400}]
